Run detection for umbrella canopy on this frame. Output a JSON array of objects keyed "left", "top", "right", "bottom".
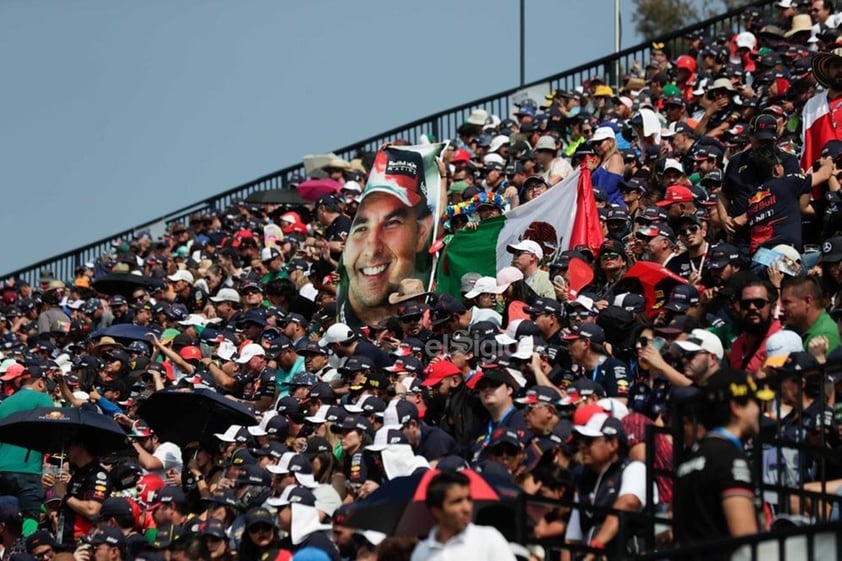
[
  {"left": 91, "top": 273, "right": 154, "bottom": 297},
  {"left": 343, "top": 468, "right": 512, "bottom": 536},
  {"left": 0, "top": 407, "right": 127, "bottom": 455},
  {"left": 91, "top": 323, "right": 161, "bottom": 344},
  {"left": 617, "top": 261, "right": 687, "bottom": 319},
  {"left": 136, "top": 388, "right": 257, "bottom": 447},
  {"left": 297, "top": 179, "right": 342, "bottom": 202},
  {"left": 244, "top": 189, "right": 307, "bottom": 206}
]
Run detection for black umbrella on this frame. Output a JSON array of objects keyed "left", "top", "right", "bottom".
[
  {"left": 244, "top": 188, "right": 307, "bottom": 205},
  {"left": 92, "top": 273, "right": 155, "bottom": 297},
  {"left": 90, "top": 323, "right": 161, "bottom": 344},
  {"left": 0, "top": 407, "right": 128, "bottom": 455},
  {"left": 136, "top": 388, "right": 257, "bottom": 447}
]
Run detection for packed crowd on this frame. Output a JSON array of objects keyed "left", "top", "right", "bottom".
[{"left": 4, "top": 2, "right": 842, "bottom": 560}]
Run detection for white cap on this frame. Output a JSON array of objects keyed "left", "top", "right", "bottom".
[
  {"left": 597, "top": 398, "right": 630, "bottom": 420},
  {"left": 466, "top": 108, "right": 489, "bottom": 126},
  {"left": 496, "top": 266, "right": 524, "bottom": 291},
  {"left": 167, "top": 270, "right": 194, "bottom": 284},
  {"left": 618, "top": 96, "right": 633, "bottom": 110},
  {"left": 776, "top": 0, "right": 795, "bottom": 6},
  {"left": 663, "top": 158, "right": 684, "bottom": 173},
  {"left": 766, "top": 329, "right": 804, "bottom": 359},
  {"left": 365, "top": 426, "right": 408, "bottom": 452},
  {"left": 674, "top": 328, "right": 724, "bottom": 360},
  {"left": 318, "top": 323, "right": 355, "bottom": 347},
  {"left": 736, "top": 31, "right": 757, "bottom": 50},
  {"left": 210, "top": 288, "right": 240, "bottom": 303},
  {"left": 213, "top": 425, "right": 243, "bottom": 443},
  {"left": 305, "top": 405, "right": 333, "bottom": 424},
  {"left": 574, "top": 412, "right": 623, "bottom": 438},
  {"left": 483, "top": 153, "right": 506, "bottom": 166},
  {"left": 495, "top": 319, "right": 524, "bottom": 346},
  {"left": 313, "top": 485, "right": 343, "bottom": 517},
  {"left": 178, "top": 314, "right": 208, "bottom": 327},
  {"left": 591, "top": 126, "right": 616, "bottom": 142},
  {"left": 215, "top": 339, "right": 238, "bottom": 361},
  {"left": 266, "top": 452, "right": 297, "bottom": 475},
  {"left": 247, "top": 424, "right": 268, "bottom": 437},
  {"left": 354, "top": 530, "right": 387, "bottom": 547},
  {"left": 465, "top": 276, "right": 505, "bottom": 299},
  {"left": 488, "top": 135, "right": 510, "bottom": 153},
  {"left": 235, "top": 343, "right": 266, "bottom": 364},
  {"left": 534, "top": 136, "right": 557, "bottom": 151},
  {"left": 570, "top": 294, "right": 597, "bottom": 313},
  {"left": 506, "top": 240, "right": 544, "bottom": 260},
  {"left": 260, "top": 247, "right": 281, "bottom": 262},
  {"left": 341, "top": 180, "right": 362, "bottom": 193},
  {"left": 511, "top": 335, "right": 534, "bottom": 360}
]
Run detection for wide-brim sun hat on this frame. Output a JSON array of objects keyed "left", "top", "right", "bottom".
[{"left": 812, "top": 48, "right": 842, "bottom": 89}]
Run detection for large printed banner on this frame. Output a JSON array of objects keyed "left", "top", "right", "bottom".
[{"left": 338, "top": 143, "right": 445, "bottom": 328}]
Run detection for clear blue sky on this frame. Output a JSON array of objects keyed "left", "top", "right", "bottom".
[{"left": 0, "top": 0, "right": 653, "bottom": 275}]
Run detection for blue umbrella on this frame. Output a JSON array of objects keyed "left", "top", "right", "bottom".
[{"left": 0, "top": 406, "right": 127, "bottom": 455}]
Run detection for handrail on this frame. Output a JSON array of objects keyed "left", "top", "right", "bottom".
[{"left": 3, "top": 0, "right": 778, "bottom": 284}]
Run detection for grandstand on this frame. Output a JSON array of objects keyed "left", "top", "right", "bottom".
[
  {"left": 4, "top": 0, "right": 776, "bottom": 285},
  {"left": 6, "top": 1, "right": 842, "bottom": 559}
]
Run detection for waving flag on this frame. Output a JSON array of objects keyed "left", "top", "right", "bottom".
[{"left": 436, "top": 167, "right": 602, "bottom": 296}]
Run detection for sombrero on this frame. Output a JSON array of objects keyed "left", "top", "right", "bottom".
[{"left": 812, "top": 48, "right": 842, "bottom": 88}]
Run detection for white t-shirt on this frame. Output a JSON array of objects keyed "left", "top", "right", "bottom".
[
  {"left": 410, "top": 523, "right": 515, "bottom": 561},
  {"left": 150, "top": 441, "right": 183, "bottom": 479}
]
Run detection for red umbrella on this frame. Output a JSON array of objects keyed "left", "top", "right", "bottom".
[
  {"left": 342, "top": 467, "right": 515, "bottom": 536},
  {"left": 412, "top": 467, "right": 501, "bottom": 501},
  {"left": 617, "top": 261, "right": 688, "bottom": 319},
  {"left": 296, "top": 178, "right": 342, "bottom": 202}
]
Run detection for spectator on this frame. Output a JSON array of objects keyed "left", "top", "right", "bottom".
[{"left": 410, "top": 471, "right": 515, "bottom": 561}]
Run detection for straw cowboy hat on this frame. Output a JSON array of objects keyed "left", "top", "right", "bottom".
[
  {"left": 784, "top": 14, "right": 813, "bottom": 38},
  {"left": 812, "top": 48, "right": 842, "bottom": 88},
  {"left": 387, "top": 278, "right": 432, "bottom": 305},
  {"left": 92, "top": 337, "right": 123, "bottom": 356}
]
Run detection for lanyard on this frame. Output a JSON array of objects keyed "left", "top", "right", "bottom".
[
  {"left": 711, "top": 427, "right": 744, "bottom": 451},
  {"left": 484, "top": 406, "right": 515, "bottom": 445}
]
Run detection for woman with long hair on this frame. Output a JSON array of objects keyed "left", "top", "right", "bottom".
[{"left": 238, "top": 508, "right": 289, "bottom": 561}]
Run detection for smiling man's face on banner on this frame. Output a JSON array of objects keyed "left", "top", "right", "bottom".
[
  {"left": 338, "top": 144, "right": 443, "bottom": 327},
  {"left": 344, "top": 191, "right": 431, "bottom": 309}
]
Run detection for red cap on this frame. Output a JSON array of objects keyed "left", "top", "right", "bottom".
[
  {"left": 451, "top": 148, "right": 471, "bottom": 163},
  {"left": 573, "top": 403, "right": 608, "bottom": 427},
  {"left": 179, "top": 346, "right": 202, "bottom": 362},
  {"left": 422, "top": 360, "right": 462, "bottom": 387},
  {"left": 0, "top": 363, "right": 24, "bottom": 381},
  {"left": 656, "top": 185, "right": 694, "bottom": 206}
]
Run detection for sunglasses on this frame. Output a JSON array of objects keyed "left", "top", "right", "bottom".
[
  {"left": 739, "top": 298, "right": 770, "bottom": 311},
  {"left": 600, "top": 252, "right": 621, "bottom": 261},
  {"left": 678, "top": 225, "right": 700, "bottom": 236}
]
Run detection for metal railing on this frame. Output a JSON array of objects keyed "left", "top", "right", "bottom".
[{"left": 3, "top": 0, "right": 778, "bottom": 284}]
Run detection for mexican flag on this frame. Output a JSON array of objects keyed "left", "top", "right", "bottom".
[{"left": 435, "top": 166, "right": 602, "bottom": 296}]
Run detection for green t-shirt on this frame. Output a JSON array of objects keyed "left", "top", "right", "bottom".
[
  {"left": 0, "top": 387, "right": 55, "bottom": 474},
  {"left": 803, "top": 311, "right": 842, "bottom": 353},
  {"left": 710, "top": 323, "right": 740, "bottom": 353},
  {"left": 260, "top": 270, "right": 289, "bottom": 284}
]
